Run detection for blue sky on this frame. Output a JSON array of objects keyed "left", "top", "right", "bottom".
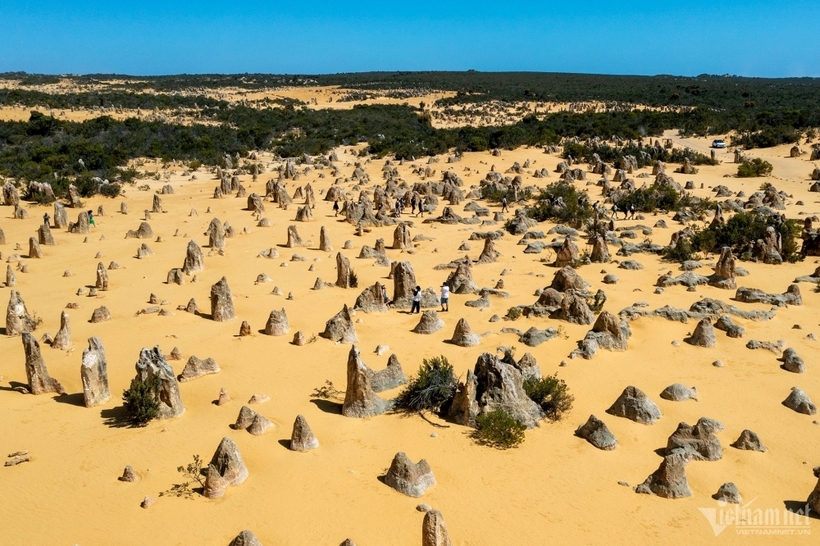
[{"left": 0, "top": 0, "right": 817, "bottom": 77}]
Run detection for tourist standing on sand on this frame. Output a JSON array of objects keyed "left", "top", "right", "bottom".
[
  {"left": 411, "top": 286, "right": 421, "bottom": 314},
  {"left": 501, "top": 196, "right": 508, "bottom": 212},
  {"left": 333, "top": 200, "right": 339, "bottom": 216},
  {"left": 382, "top": 285, "right": 392, "bottom": 308},
  {"left": 43, "top": 213, "right": 50, "bottom": 226},
  {"left": 88, "top": 211, "right": 95, "bottom": 226},
  {"left": 440, "top": 283, "right": 450, "bottom": 312}
]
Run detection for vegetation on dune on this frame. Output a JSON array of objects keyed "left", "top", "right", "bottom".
[
  {"left": 2, "top": 72, "right": 818, "bottom": 204},
  {"left": 394, "top": 356, "right": 458, "bottom": 414},
  {"left": 613, "top": 185, "right": 714, "bottom": 215},
  {"left": 122, "top": 375, "right": 161, "bottom": 426},
  {"left": 523, "top": 374, "right": 574, "bottom": 422},
  {"left": 472, "top": 409, "right": 527, "bottom": 449},
  {"left": 736, "top": 157, "right": 773, "bottom": 178},
  {"left": 525, "top": 181, "right": 594, "bottom": 226}
]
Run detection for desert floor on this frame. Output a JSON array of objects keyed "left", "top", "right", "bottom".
[{"left": 1, "top": 131, "right": 819, "bottom": 545}]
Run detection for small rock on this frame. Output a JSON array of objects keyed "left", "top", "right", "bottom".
[{"left": 119, "top": 466, "right": 137, "bottom": 482}]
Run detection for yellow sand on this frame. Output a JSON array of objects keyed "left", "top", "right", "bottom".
[{"left": 1, "top": 136, "right": 819, "bottom": 545}]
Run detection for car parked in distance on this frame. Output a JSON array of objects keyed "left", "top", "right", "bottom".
[{"left": 711, "top": 139, "right": 726, "bottom": 148}]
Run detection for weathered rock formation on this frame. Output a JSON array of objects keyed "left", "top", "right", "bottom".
[
  {"left": 264, "top": 308, "right": 290, "bottom": 336},
  {"left": 182, "top": 239, "right": 204, "bottom": 275},
  {"left": 286, "top": 225, "right": 305, "bottom": 247},
  {"left": 635, "top": 453, "right": 692, "bottom": 499},
  {"left": 732, "top": 429, "right": 766, "bottom": 452},
  {"left": 665, "top": 417, "right": 724, "bottom": 461},
  {"left": 783, "top": 387, "right": 817, "bottom": 415},
  {"left": 686, "top": 317, "right": 717, "bottom": 347},
  {"left": 659, "top": 383, "right": 698, "bottom": 402},
  {"left": 336, "top": 253, "right": 353, "bottom": 288},
  {"left": 125, "top": 222, "right": 153, "bottom": 239},
  {"left": 290, "top": 414, "right": 319, "bottom": 451},
  {"left": 177, "top": 356, "right": 221, "bottom": 382},
  {"left": 449, "top": 318, "right": 480, "bottom": 347},
  {"left": 23, "top": 332, "right": 65, "bottom": 395},
  {"left": 321, "top": 304, "right": 358, "bottom": 343},
  {"left": 422, "top": 510, "right": 452, "bottom": 546},
  {"left": 575, "top": 414, "right": 618, "bottom": 450},
  {"left": 6, "top": 290, "right": 36, "bottom": 336},
  {"left": 210, "top": 277, "right": 235, "bottom": 321},
  {"left": 370, "top": 354, "right": 407, "bottom": 392},
  {"left": 449, "top": 352, "right": 544, "bottom": 428},
  {"left": 384, "top": 452, "right": 436, "bottom": 497},
  {"left": 342, "top": 345, "right": 388, "bottom": 418},
  {"left": 207, "top": 218, "right": 225, "bottom": 249},
  {"left": 203, "top": 437, "right": 249, "bottom": 499},
  {"left": 606, "top": 386, "right": 661, "bottom": 424},
  {"left": 228, "top": 530, "right": 262, "bottom": 546},
  {"left": 90, "top": 306, "right": 112, "bottom": 323},
  {"left": 51, "top": 310, "right": 72, "bottom": 349},
  {"left": 412, "top": 310, "right": 444, "bottom": 334},
  {"left": 232, "top": 405, "right": 274, "bottom": 435},
  {"left": 81, "top": 336, "right": 110, "bottom": 406},
  {"left": 134, "top": 346, "right": 184, "bottom": 418}
]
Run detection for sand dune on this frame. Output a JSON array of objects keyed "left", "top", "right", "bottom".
[{"left": 1, "top": 140, "right": 819, "bottom": 545}]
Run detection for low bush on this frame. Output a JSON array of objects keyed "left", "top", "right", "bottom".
[
  {"left": 524, "top": 374, "right": 574, "bottom": 421},
  {"left": 661, "top": 238, "right": 699, "bottom": 263},
  {"left": 472, "top": 409, "right": 526, "bottom": 449},
  {"left": 122, "top": 375, "right": 161, "bottom": 426},
  {"left": 527, "top": 181, "right": 594, "bottom": 226},
  {"left": 394, "top": 356, "right": 458, "bottom": 413},
  {"left": 737, "top": 158, "right": 773, "bottom": 178}
]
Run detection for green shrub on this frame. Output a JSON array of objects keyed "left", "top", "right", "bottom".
[
  {"left": 394, "top": 356, "right": 457, "bottom": 413},
  {"left": 527, "top": 181, "right": 594, "bottom": 226},
  {"left": 99, "top": 183, "right": 122, "bottom": 198},
  {"left": 348, "top": 269, "right": 358, "bottom": 288},
  {"left": 661, "top": 238, "right": 699, "bottom": 263},
  {"left": 737, "top": 158, "right": 773, "bottom": 177},
  {"left": 472, "top": 409, "right": 526, "bottom": 449},
  {"left": 524, "top": 374, "right": 574, "bottom": 421},
  {"left": 122, "top": 375, "right": 161, "bottom": 426},
  {"left": 690, "top": 211, "right": 800, "bottom": 261},
  {"left": 160, "top": 455, "right": 206, "bottom": 499}
]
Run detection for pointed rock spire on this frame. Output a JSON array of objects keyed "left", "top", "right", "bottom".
[
  {"left": 23, "top": 332, "right": 65, "bottom": 395},
  {"left": 203, "top": 437, "right": 249, "bottom": 499},
  {"left": 81, "top": 336, "right": 110, "bottom": 407}
]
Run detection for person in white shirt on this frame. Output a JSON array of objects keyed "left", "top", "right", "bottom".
[
  {"left": 411, "top": 286, "right": 421, "bottom": 314},
  {"left": 440, "top": 283, "right": 450, "bottom": 312}
]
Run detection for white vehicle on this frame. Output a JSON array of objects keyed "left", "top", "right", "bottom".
[{"left": 711, "top": 139, "right": 726, "bottom": 149}]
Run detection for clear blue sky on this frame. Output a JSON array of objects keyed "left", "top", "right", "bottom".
[{"left": 1, "top": 0, "right": 817, "bottom": 77}]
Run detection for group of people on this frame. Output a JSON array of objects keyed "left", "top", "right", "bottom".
[
  {"left": 381, "top": 283, "right": 450, "bottom": 313},
  {"left": 332, "top": 195, "right": 428, "bottom": 218},
  {"left": 42, "top": 211, "right": 96, "bottom": 226},
  {"left": 610, "top": 203, "right": 637, "bottom": 220}
]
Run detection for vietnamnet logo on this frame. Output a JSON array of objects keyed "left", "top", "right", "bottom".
[{"left": 699, "top": 497, "right": 812, "bottom": 536}]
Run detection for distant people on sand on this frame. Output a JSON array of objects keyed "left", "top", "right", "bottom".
[
  {"left": 629, "top": 204, "right": 636, "bottom": 220},
  {"left": 333, "top": 200, "right": 339, "bottom": 216},
  {"left": 501, "top": 196, "right": 508, "bottom": 212},
  {"left": 440, "top": 283, "right": 450, "bottom": 312},
  {"left": 411, "top": 286, "right": 421, "bottom": 314},
  {"left": 43, "top": 213, "right": 50, "bottom": 226},
  {"left": 88, "top": 211, "right": 95, "bottom": 226}
]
